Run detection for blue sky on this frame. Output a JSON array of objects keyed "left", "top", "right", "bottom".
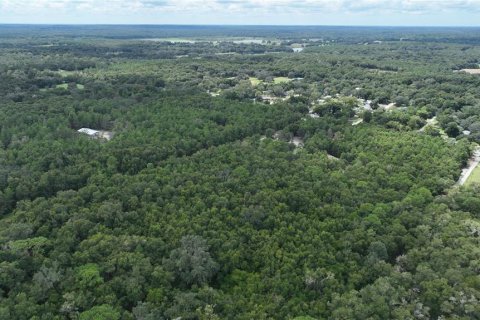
[{"left": 0, "top": 0, "right": 479, "bottom": 26}]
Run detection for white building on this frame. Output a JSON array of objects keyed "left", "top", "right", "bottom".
[
  {"left": 78, "top": 128, "right": 100, "bottom": 136},
  {"left": 78, "top": 128, "right": 114, "bottom": 141}
]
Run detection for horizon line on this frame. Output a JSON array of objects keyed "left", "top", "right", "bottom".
[{"left": 1, "top": 23, "right": 480, "bottom": 28}]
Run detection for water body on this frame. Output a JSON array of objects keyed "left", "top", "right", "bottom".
[
  {"left": 141, "top": 38, "right": 197, "bottom": 43},
  {"left": 232, "top": 39, "right": 265, "bottom": 44}
]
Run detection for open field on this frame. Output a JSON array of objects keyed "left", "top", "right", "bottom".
[
  {"left": 457, "top": 148, "right": 480, "bottom": 186},
  {"left": 465, "top": 165, "right": 480, "bottom": 186},
  {"left": 462, "top": 69, "right": 480, "bottom": 75},
  {"left": 249, "top": 77, "right": 263, "bottom": 86},
  {"left": 57, "top": 69, "right": 78, "bottom": 77},
  {"left": 55, "top": 83, "right": 69, "bottom": 89},
  {"left": 273, "top": 77, "right": 292, "bottom": 84},
  {"left": 53, "top": 83, "right": 84, "bottom": 90}
]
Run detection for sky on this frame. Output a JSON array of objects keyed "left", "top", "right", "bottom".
[{"left": 0, "top": 0, "right": 479, "bottom": 26}]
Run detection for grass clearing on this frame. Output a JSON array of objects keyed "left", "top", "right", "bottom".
[
  {"left": 57, "top": 69, "right": 78, "bottom": 77},
  {"left": 462, "top": 69, "right": 480, "bottom": 75},
  {"left": 465, "top": 165, "right": 480, "bottom": 187},
  {"left": 249, "top": 77, "right": 263, "bottom": 86},
  {"left": 56, "top": 83, "right": 69, "bottom": 89},
  {"left": 53, "top": 83, "right": 84, "bottom": 90},
  {"left": 273, "top": 77, "right": 292, "bottom": 84}
]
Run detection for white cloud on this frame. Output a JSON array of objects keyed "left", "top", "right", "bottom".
[
  {"left": 2, "top": 0, "right": 480, "bottom": 13},
  {"left": 0, "top": 0, "right": 479, "bottom": 24}
]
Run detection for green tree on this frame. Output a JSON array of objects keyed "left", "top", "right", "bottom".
[
  {"left": 79, "top": 304, "right": 120, "bottom": 320},
  {"left": 76, "top": 264, "right": 103, "bottom": 290},
  {"left": 164, "top": 235, "right": 218, "bottom": 288}
]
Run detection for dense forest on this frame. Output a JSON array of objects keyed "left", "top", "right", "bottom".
[{"left": 1, "top": 25, "right": 480, "bottom": 319}]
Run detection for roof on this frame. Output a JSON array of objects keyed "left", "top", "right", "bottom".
[{"left": 78, "top": 128, "right": 100, "bottom": 136}]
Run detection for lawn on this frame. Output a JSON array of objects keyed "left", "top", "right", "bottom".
[
  {"left": 249, "top": 77, "right": 263, "bottom": 86},
  {"left": 56, "top": 83, "right": 69, "bottom": 89},
  {"left": 54, "top": 83, "right": 84, "bottom": 90},
  {"left": 273, "top": 77, "right": 292, "bottom": 84},
  {"left": 57, "top": 69, "right": 78, "bottom": 77},
  {"left": 465, "top": 165, "right": 480, "bottom": 187}
]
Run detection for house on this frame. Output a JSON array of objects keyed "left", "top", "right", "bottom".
[
  {"left": 78, "top": 128, "right": 113, "bottom": 141},
  {"left": 363, "top": 100, "right": 373, "bottom": 111},
  {"left": 378, "top": 103, "right": 396, "bottom": 111},
  {"left": 78, "top": 128, "right": 100, "bottom": 136}
]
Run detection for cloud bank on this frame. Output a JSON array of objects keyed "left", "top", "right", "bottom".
[{"left": 0, "top": 0, "right": 479, "bottom": 25}]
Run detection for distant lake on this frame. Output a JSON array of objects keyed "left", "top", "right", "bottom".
[
  {"left": 140, "top": 38, "right": 197, "bottom": 43},
  {"left": 232, "top": 39, "right": 265, "bottom": 44}
]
